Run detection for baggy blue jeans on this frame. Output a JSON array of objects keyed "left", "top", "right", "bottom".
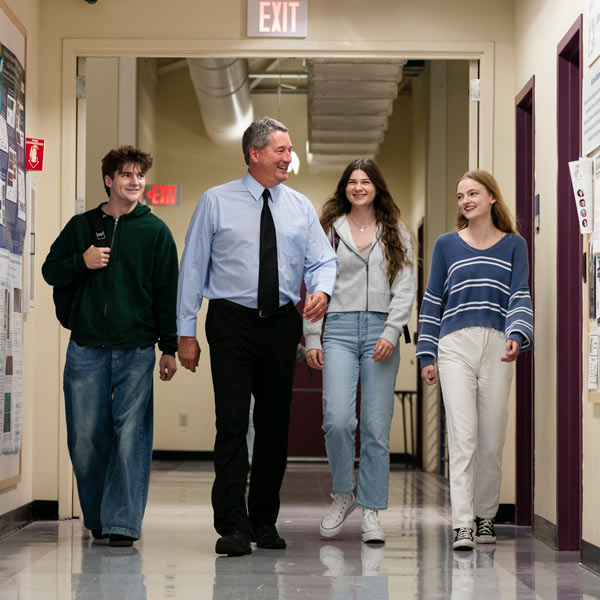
[
  {"left": 63, "top": 341, "right": 155, "bottom": 539},
  {"left": 322, "top": 312, "right": 400, "bottom": 510}
]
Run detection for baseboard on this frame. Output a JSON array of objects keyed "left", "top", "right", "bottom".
[
  {"left": 152, "top": 451, "right": 421, "bottom": 465},
  {"left": 390, "top": 453, "right": 417, "bottom": 465},
  {"left": 532, "top": 513, "right": 557, "bottom": 549},
  {"left": 0, "top": 500, "right": 58, "bottom": 540},
  {"left": 495, "top": 503, "right": 515, "bottom": 524},
  {"left": 152, "top": 450, "right": 213, "bottom": 461},
  {"left": 582, "top": 540, "right": 600, "bottom": 576}
]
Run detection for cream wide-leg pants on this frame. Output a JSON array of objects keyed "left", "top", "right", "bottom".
[{"left": 437, "top": 327, "right": 514, "bottom": 529}]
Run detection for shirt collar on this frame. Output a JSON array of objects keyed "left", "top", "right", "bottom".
[{"left": 243, "top": 171, "right": 281, "bottom": 203}]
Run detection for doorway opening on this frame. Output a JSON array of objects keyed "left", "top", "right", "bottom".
[{"left": 61, "top": 41, "right": 491, "bottom": 519}]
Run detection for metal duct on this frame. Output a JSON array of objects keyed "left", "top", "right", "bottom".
[
  {"left": 186, "top": 58, "right": 254, "bottom": 144},
  {"left": 306, "top": 59, "right": 406, "bottom": 174}
]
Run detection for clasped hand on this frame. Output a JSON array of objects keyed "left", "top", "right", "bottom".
[{"left": 83, "top": 245, "right": 110, "bottom": 269}]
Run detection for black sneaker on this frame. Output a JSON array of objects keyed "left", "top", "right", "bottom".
[
  {"left": 109, "top": 534, "right": 135, "bottom": 547},
  {"left": 453, "top": 527, "right": 475, "bottom": 550},
  {"left": 253, "top": 525, "right": 286, "bottom": 549},
  {"left": 475, "top": 517, "right": 496, "bottom": 543},
  {"left": 215, "top": 530, "right": 252, "bottom": 556}
]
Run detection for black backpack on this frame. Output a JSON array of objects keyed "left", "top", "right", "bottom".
[{"left": 53, "top": 207, "right": 108, "bottom": 329}]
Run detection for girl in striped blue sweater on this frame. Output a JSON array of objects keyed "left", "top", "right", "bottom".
[{"left": 416, "top": 170, "right": 533, "bottom": 551}]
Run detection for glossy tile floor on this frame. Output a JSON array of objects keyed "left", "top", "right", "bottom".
[{"left": 0, "top": 461, "right": 599, "bottom": 599}]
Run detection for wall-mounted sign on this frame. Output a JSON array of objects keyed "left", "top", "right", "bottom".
[
  {"left": 247, "top": 0, "right": 308, "bottom": 37},
  {"left": 25, "top": 138, "right": 44, "bottom": 171},
  {"left": 569, "top": 158, "right": 593, "bottom": 234},
  {"left": 144, "top": 184, "right": 180, "bottom": 207},
  {"left": 583, "top": 59, "right": 600, "bottom": 156},
  {"left": 589, "top": 0, "right": 600, "bottom": 66}
]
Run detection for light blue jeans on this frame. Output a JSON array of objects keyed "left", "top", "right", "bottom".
[
  {"left": 322, "top": 312, "right": 400, "bottom": 510},
  {"left": 63, "top": 341, "right": 155, "bottom": 539}
]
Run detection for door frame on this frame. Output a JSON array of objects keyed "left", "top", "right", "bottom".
[
  {"left": 555, "top": 15, "right": 583, "bottom": 551},
  {"left": 58, "top": 38, "right": 495, "bottom": 518},
  {"left": 515, "top": 76, "right": 535, "bottom": 526}
]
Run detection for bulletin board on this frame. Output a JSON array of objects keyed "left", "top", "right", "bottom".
[
  {"left": 0, "top": 0, "right": 26, "bottom": 489},
  {"left": 585, "top": 154, "right": 600, "bottom": 403}
]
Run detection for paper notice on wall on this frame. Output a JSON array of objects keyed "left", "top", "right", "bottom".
[
  {"left": 590, "top": 334, "right": 599, "bottom": 390},
  {"left": 6, "top": 93, "right": 15, "bottom": 130},
  {"left": 0, "top": 251, "right": 8, "bottom": 451},
  {"left": 589, "top": 0, "right": 600, "bottom": 66},
  {"left": 595, "top": 255, "right": 600, "bottom": 323},
  {"left": 16, "top": 169, "right": 25, "bottom": 221},
  {"left": 0, "top": 117, "right": 8, "bottom": 154},
  {"left": 594, "top": 157, "right": 600, "bottom": 244},
  {"left": 8, "top": 255, "right": 22, "bottom": 453},
  {"left": 569, "top": 158, "right": 594, "bottom": 233}
]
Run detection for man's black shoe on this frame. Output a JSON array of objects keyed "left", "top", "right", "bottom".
[
  {"left": 215, "top": 531, "right": 252, "bottom": 556},
  {"left": 109, "top": 534, "right": 135, "bottom": 547},
  {"left": 253, "top": 525, "right": 286, "bottom": 549}
]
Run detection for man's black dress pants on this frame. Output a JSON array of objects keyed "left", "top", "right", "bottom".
[{"left": 206, "top": 299, "right": 302, "bottom": 536}]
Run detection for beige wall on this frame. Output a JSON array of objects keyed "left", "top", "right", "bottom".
[{"left": 0, "top": 0, "right": 519, "bottom": 517}]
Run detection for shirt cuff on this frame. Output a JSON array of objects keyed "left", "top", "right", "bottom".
[
  {"left": 304, "top": 333, "right": 322, "bottom": 352},
  {"left": 380, "top": 325, "right": 400, "bottom": 347},
  {"left": 418, "top": 354, "right": 435, "bottom": 368},
  {"left": 507, "top": 332, "right": 525, "bottom": 347},
  {"left": 75, "top": 254, "right": 87, "bottom": 273},
  {"left": 177, "top": 320, "right": 197, "bottom": 338}
]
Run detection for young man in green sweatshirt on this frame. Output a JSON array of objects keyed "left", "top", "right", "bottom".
[{"left": 42, "top": 146, "right": 178, "bottom": 547}]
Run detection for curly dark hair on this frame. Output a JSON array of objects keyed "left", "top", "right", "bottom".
[
  {"left": 320, "top": 159, "right": 412, "bottom": 283},
  {"left": 101, "top": 146, "right": 153, "bottom": 198}
]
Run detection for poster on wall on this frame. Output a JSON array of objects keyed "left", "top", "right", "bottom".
[
  {"left": 568, "top": 158, "right": 594, "bottom": 233},
  {"left": 582, "top": 59, "right": 600, "bottom": 156},
  {"left": 590, "top": 333, "right": 599, "bottom": 390},
  {"left": 589, "top": 0, "right": 600, "bottom": 66}
]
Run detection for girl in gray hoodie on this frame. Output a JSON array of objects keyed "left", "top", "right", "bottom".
[{"left": 304, "top": 159, "right": 416, "bottom": 543}]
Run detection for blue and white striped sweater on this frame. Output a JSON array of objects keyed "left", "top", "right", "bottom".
[{"left": 416, "top": 232, "right": 533, "bottom": 367}]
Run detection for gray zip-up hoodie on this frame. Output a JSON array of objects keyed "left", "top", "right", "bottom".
[{"left": 303, "top": 214, "right": 416, "bottom": 351}]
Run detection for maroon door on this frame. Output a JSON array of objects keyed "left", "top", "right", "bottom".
[
  {"left": 288, "top": 285, "right": 326, "bottom": 457},
  {"left": 515, "top": 77, "right": 535, "bottom": 526},
  {"left": 555, "top": 15, "right": 583, "bottom": 551},
  {"left": 288, "top": 286, "right": 362, "bottom": 458}
]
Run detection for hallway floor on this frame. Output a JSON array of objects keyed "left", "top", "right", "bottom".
[{"left": 0, "top": 461, "right": 598, "bottom": 599}]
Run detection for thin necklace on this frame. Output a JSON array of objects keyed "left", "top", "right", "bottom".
[{"left": 348, "top": 214, "right": 376, "bottom": 232}]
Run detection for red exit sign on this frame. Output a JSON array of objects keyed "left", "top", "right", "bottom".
[
  {"left": 144, "top": 185, "right": 181, "bottom": 206},
  {"left": 247, "top": 0, "right": 308, "bottom": 37}
]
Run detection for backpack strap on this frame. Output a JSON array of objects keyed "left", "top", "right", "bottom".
[{"left": 85, "top": 206, "right": 108, "bottom": 247}]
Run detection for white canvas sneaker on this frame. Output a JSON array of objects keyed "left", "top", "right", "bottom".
[
  {"left": 320, "top": 492, "right": 356, "bottom": 537},
  {"left": 361, "top": 508, "right": 385, "bottom": 543}
]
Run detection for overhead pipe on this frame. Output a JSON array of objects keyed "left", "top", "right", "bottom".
[{"left": 186, "top": 58, "right": 254, "bottom": 144}]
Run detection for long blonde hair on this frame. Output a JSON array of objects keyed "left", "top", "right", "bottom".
[{"left": 456, "top": 170, "right": 518, "bottom": 234}]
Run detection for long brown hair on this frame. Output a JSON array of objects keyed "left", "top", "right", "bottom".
[
  {"left": 320, "top": 159, "right": 412, "bottom": 282},
  {"left": 456, "top": 170, "right": 518, "bottom": 234}
]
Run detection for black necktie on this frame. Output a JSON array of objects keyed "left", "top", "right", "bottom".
[{"left": 258, "top": 189, "right": 279, "bottom": 315}]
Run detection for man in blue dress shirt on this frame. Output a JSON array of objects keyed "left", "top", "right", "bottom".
[{"left": 177, "top": 117, "right": 337, "bottom": 556}]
